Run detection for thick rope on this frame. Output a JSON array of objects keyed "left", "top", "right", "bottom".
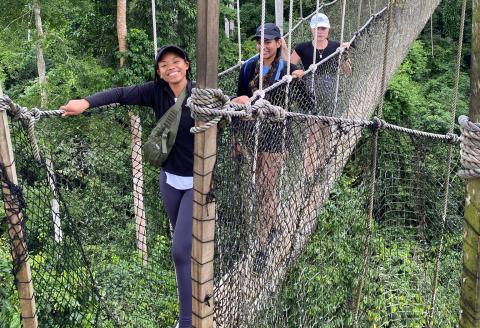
[
  {"left": 0, "top": 96, "right": 120, "bottom": 162},
  {"left": 187, "top": 88, "right": 459, "bottom": 143},
  {"left": 458, "top": 115, "right": 480, "bottom": 178},
  {"left": 236, "top": 0, "right": 242, "bottom": 63},
  {"left": 0, "top": 96, "right": 61, "bottom": 161},
  {"left": 427, "top": 0, "right": 467, "bottom": 325}
]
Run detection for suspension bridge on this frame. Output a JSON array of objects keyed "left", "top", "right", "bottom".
[{"left": 0, "top": 0, "right": 479, "bottom": 327}]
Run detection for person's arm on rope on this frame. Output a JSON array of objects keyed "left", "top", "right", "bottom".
[
  {"left": 340, "top": 42, "right": 353, "bottom": 76},
  {"left": 232, "top": 62, "right": 251, "bottom": 105},
  {"left": 62, "top": 82, "right": 156, "bottom": 116}
]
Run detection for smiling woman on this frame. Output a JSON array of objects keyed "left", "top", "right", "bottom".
[{"left": 60, "top": 45, "right": 196, "bottom": 328}]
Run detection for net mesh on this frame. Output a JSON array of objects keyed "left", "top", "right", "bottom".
[
  {"left": 1, "top": 0, "right": 464, "bottom": 326},
  {"left": 4, "top": 108, "right": 178, "bottom": 327}
]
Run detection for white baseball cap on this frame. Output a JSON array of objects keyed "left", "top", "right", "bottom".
[{"left": 310, "top": 13, "right": 331, "bottom": 29}]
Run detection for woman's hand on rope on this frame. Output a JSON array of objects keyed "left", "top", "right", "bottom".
[
  {"left": 232, "top": 96, "right": 251, "bottom": 105},
  {"left": 341, "top": 42, "right": 351, "bottom": 50},
  {"left": 292, "top": 69, "right": 305, "bottom": 79},
  {"left": 61, "top": 99, "right": 90, "bottom": 116}
]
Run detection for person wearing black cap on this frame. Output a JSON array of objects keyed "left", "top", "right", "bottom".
[
  {"left": 232, "top": 23, "right": 313, "bottom": 273},
  {"left": 62, "top": 45, "right": 194, "bottom": 328}
]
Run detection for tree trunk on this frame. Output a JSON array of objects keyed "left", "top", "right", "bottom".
[
  {"left": 32, "top": 0, "right": 47, "bottom": 107},
  {"left": 117, "top": 0, "right": 148, "bottom": 264},
  {"left": 224, "top": 3, "right": 234, "bottom": 38},
  {"left": 117, "top": 0, "right": 127, "bottom": 66},
  {"left": 460, "top": 0, "right": 480, "bottom": 327},
  {"left": 275, "top": 0, "right": 284, "bottom": 34}
]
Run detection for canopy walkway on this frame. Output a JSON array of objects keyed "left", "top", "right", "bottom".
[{"left": 0, "top": 0, "right": 472, "bottom": 327}]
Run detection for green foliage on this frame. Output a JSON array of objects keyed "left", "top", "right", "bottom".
[
  {"left": 115, "top": 29, "right": 155, "bottom": 86},
  {"left": 0, "top": 238, "right": 21, "bottom": 328},
  {"left": 384, "top": 40, "right": 470, "bottom": 134}
]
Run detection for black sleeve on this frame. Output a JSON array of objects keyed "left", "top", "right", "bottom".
[
  {"left": 236, "top": 64, "right": 251, "bottom": 97},
  {"left": 294, "top": 43, "right": 303, "bottom": 56},
  {"left": 85, "top": 81, "right": 156, "bottom": 108}
]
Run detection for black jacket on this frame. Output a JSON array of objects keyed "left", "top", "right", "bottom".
[{"left": 86, "top": 80, "right": 195, "bottom": 176}]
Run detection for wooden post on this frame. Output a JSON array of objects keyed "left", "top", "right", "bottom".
[
  {"left": 0, "top": 105, "right": 38, "bottom": 327},
  {"left": 460, "top": 0, "right": 480, "bottom": 325},
  {"left": 192, "top": 1, "right": 219, "bottom": 327}
]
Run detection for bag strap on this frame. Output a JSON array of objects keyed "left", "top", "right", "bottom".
[{"left": 162, "top": 87, "right": 188, "bottom": 127}]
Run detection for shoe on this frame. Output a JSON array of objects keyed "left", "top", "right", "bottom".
[{"left": 253, "top": 250, "right": 267, "bottom": 274}]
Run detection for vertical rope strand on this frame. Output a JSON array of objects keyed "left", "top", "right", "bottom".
[
  {"left": 151, "top": 0, "right": 157, "bottom": 56},
  {"left": 377, "top": 0, "right": 393, "bottom": 117},
  {"left": 333, "top": 0, "right": 348, "bottom": 116},
  {"left": 259, "top": 0, "right": 267, "bottom": 91},
  {"left": 287, "top": 0, "right": 294, "bottom": 73},
  {"left": 426, "top": 0, "right": 467, "bottom": 325},
  {"left": 353, "top": 1, "right": 394, "bottom": 325},
  {"left": 310, "top": 0, "right": 321, "bottom": 94},
  {"left": 237, "top": 0, "right": 242, "bottom": 63},
  {"left": 357, "top": 0, "right": 364, "bottom": 29},
  {"left": 352, "top": 123, "right": 380, "bottom": 328}
]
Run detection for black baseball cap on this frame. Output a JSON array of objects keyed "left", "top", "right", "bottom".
[
  {"left": 252, "top": 23, "right": 282, "bottom": 40},
  {"left": 155, "top": 45, "right": 190, "bottom": 64}
]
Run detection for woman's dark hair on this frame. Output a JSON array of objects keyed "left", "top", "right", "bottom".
[{"left": 249, "top": 37, "right": 282, "bottom": 92}]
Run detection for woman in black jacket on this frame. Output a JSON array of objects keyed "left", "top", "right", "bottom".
[{"left": 62, "top": 45, "right": 194, "bottom": 328}]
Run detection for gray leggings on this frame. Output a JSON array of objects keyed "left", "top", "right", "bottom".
[{"left": 160, "top": 171, "right": 193, "bottom": 328}]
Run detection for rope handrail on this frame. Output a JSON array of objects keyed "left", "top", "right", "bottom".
[
  {"left": 187, "top": 87, "right": 460, "bottom": 143},
  {"left": 217, "top": 0, "right": 378, "bottom": 78}
]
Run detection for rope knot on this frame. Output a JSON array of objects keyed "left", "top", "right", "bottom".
[
  {"left": 282, "top": 74, "right": 293, "bottom": 84},
  {"left": 309, "top": 64, "right": 318, "bottom": 73},
  {"left": 446, "top": 133, "right": 460, "bottom": 144},
  {"left": 30, "top": 108, "right": 42, "bottom": 124},
  {"left": 188, "top": 88, "right": 230, "bottom": 134},
  {"left": 371, "top": 117, "right": 384, "bottom": 130},
  {"left": 253, "top": 90, "right": 266, "bottom": 100},
  {"left": 458, "top": 115, "right": 480, "bottom": 179}
]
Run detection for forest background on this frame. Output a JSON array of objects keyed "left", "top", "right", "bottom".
[{"left": 0, "top": 0, "right": 473, "bottom": 326}]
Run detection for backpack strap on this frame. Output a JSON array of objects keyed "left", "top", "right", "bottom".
[{"left": 242, "top": 55, "right": 260, "bottom": 87}]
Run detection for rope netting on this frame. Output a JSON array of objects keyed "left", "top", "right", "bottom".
[
  {"left": 2, "top": 103, "right": 178, "bottom": 326},
  {"left": 212, "top": 118, "right": 463, "bottom": 327},
  {"left": 0, "top": 0, "right": 468, "bottom": 327}
]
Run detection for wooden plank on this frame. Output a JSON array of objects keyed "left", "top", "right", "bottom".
[
  {"left": 0, "top": 107, "right": 38, "bottom": 328},
  {"left": 193, "top": 1, "right": 219, "bottom": 327}
]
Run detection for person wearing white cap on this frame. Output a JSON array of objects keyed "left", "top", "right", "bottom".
[{"left": 289, "top": 13, "right": 351, "bottom": 73}]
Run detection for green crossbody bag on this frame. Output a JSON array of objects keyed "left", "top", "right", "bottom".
[{"left": 144, "top": 88, "right": 187, "bottom": 167}]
